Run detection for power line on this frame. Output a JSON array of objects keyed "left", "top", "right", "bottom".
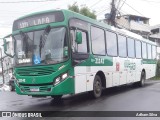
[
  {"left": 139, "top": 0, "right": 160, "bottom": 3},
  {"left": 0, "top": 0, "right": 58, "bottom": 3},
  {"left": 0, "top": 0, "right": 64, "bottom": 16},
  {"left": 89, "top": 0, "right": 104, "bottom": 8},
  {"left": 116, "top": 0, "right": 121, "bottom": 10},
  {"left": 94, "top": 4, "right": 110, "bottom": 12},
  {"left": 0, "top": 25, "right": 12, "bottom": 27},
  {"left": 118, "top": 0, "right": 126, "bottom": 11},
  {"left": 96, "top": 7, "right": 110, "bottom": 15},
  {"left": 123, "top": 1, "right": 144, "bottom": 16},
  {"left": 120, "top": 9, "right": 128, "bottom": 15}
]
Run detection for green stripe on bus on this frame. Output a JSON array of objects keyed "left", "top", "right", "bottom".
[{"left": 142, "top": 59, "right": 157, "bottom": 64}]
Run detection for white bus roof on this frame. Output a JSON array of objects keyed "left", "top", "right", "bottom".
[{"left": 111, "top": 26, "right": 156, "bottom": 46}]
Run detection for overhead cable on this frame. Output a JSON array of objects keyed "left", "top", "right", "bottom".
[{"left": 0, "top": 0, "right": 58, "bottom": 3}]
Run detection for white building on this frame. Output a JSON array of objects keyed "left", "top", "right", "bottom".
[
  {"left": 0, "top": 37, "right": 14, "bottom": 83},
  {"left": 116, "top": 14, "right": 150, "bottom": 38}
]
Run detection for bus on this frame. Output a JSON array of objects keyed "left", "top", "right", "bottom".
[{"left": 3, "top": 9, "right": 157, "bottom": 100}]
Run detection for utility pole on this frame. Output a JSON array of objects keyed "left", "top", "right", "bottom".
[
  {"left": 109, "top": 0, "right": 117, "bottom": 26},
  {"left": 0, "top": 48, "right": 4, "bottom": 84}
]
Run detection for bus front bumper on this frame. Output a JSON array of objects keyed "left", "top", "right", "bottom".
[{"left": 15, "top": 77, "right": 74, "bottom": 96}]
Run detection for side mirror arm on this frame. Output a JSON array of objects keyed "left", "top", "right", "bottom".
[
  {"left": 4, "top": 51, "right": 15, "bottom": 58},
  {"left": 3, "top": 38, "right": 15, "bottom": 58}
]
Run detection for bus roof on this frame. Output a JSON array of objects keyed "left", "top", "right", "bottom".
[{"left": 14, "top": 9, "right": 156, "bottom": 46}]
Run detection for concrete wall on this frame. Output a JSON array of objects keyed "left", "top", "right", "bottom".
[{"left": 130, "top": 20, "right": 150, "bottom": 33}]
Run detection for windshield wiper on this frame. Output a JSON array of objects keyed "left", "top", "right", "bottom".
[
  {"left": 39, "top": 25, "right": 51, "bottom": 57},
  {"left": 20, "top": 31, "right": 29, "bottom": 58}
]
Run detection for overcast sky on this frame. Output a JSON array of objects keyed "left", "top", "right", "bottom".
[{"left": 0, "top": 0, "right": 160, "bottom": 38}]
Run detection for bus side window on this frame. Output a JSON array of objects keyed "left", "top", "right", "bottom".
[
  {"left": 135, "top": 40, "right": 142, "bottom": 58},
  {"left": 152, "top": 45, "right": 156, "bottom": 59},
  {"left": 70, "top": 30, "right": 76, "bottom": 52},
  {"left": 142, "top": 42, "right": 147, "bottom": 59},
  {"left": 70, "top": 29, "right": 88, "bottom": 53},
  {"left": 106, "top": 31, "right": 117, "bottom": 56},
  {"left": 91, "top": 26, "right": 105, "bottom": 55},
  {"left": 127, "top": 38, "right": 135, "bottom": 58},
  {"left": 118, "top": 35, "right": 127, "bottom": 57},
  {"left": 147, "top": 44, "right": 152, "bottom": 59}
]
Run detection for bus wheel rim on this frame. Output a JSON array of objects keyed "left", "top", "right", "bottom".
[{"left": 94, "top": 80, "right": 101, "bottom": 94}]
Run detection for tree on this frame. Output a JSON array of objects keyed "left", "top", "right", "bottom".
[
  {"left": 68, "top": 3, "right": 97, "bottom": 19},
  {"left": 68, "top": 3, "right": 79, "bottom": 13},
  {"left": 80, "top": 7, "right": 96, "bottom": 19}
]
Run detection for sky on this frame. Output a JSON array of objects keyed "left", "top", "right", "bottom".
[{"left": 0, "top": 0, "right": 160, "bottom": 38}]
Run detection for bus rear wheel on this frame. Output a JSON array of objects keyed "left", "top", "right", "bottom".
[
  {"left": 92, "top": 75, "right": 102, "bottom": 98},
  {"left": 137, "top": 71, "right": 146, "bottom": 87}
]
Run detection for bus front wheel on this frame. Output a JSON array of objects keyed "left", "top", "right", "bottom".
[
  {"left": 92, "top": 75, "right": 102, "bottom": 98},
  {"left": 51, "top": 95, "right": 62, "bottom": 101}
]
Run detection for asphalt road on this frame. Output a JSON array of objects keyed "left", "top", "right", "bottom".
[{"left": 1, "top": 80, "right": 160, "bottom": 120}]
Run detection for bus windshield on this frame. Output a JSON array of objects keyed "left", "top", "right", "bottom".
[{"left": 14, "top": 27, "right": 68, "bottom": 66}]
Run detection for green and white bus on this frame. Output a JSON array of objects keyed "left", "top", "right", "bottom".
[{"left": 3, "top": 9, "right": 157, "bottom": 99}]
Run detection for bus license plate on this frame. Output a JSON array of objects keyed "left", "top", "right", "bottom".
[{"left": 30, "top": 88, "right": 39, "bottom": 92}]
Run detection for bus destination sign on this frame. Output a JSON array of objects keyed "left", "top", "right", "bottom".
[
  {"left": 19, "top": 17, "right": 50, "bottom": 29},
  {"left": 13, "top": 11, "right": 64, "bottom": 30}
]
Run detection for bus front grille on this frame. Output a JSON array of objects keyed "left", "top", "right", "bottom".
[
  {"left": 21, "top": 86, "right": 51, "bottom": 92},
  {"left": 16, "top": 67, "right": 55, "bottom": 76}
]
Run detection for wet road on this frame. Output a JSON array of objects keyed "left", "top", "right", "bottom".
[{"left": 1, "top": 80, "right": 160, "bottom": 120}]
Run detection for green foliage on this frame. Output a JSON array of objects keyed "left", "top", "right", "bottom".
[
  {"left": 68, "top": 3, "right": 79, "bottom": 13},
  {"left": 151, "top": 76, "right": 160, "bottom": 80},
  {"left": 80, "top": 7, "right": 96, "bottom": 19},
  {"left": 156, "top": 59, "right": 160, "bottom": 77},
  {"left": 68, "top": 3, "right": 97, "bottom": 19}
]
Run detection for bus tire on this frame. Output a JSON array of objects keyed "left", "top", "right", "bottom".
[
  {"left": 92, "top": 75, "right": 102, "bottom": 98},
  {"left": 51, "top": 95, "right": 62, "bottom": 101},
  {"left": 137, "top": 71, "right": 146, "bottom": 87},
  {"left": 9, "top": 85, "right": 14, "bottom": 91}
]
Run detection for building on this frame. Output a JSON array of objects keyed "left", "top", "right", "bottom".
[
  {"left": 0, "top": 37, "right": 14, "bottom": 84},
  {"left": 101, "top": 14, "right": 151, "bottom": 38},
  {"left": 101, "top": 14, "right": 160, "bottom": 58},
  {"left": 116, "top": 14, "right": 150, "bottom": 38},
  {"left": 4, "top": 39, "right": 14, "bottom": 82},
  {"left": 150, "top": 25, "right": 160, "bottom": 44},
  {"left": 150, "top": 25, "right": 160, "bottom": 58}
]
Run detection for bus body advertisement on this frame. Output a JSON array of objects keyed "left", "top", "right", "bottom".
[{"left": 3, "top": 9, "right": 157, "bottom": 99}]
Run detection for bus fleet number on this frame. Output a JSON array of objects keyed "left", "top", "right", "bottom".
[{"left": 95, "top": 58, "right": 105, "bottom": 64}]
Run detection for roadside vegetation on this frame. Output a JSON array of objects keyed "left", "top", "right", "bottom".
[
  {"left": 68, "top": 2, "right": 97, "bottom": 19},
  {"left": 152, "top": 60, "right": 160, "bottom": 80}
]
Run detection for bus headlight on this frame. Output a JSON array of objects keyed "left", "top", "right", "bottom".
[
  {"left": 62, "top": 73, "right": 68, "bottom": 80},
  {"left": 54, "top": 77, "right": 61, "bottom": 85},
  {"left": 54, "top": 73, "right": 68, "bottom": 86}
]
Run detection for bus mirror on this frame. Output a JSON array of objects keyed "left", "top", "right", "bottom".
[
  {"left": 45, "top": 25, "right": 51, "bottom": 34},
  {"left": 3, "top": 36, "right": 15, "bottom": 58},
  {"left": 76, "top": 32, "right": 82, "bottom": 44},
  {"left": 3, "top": 38, "right": 7, "bottom": 52}
]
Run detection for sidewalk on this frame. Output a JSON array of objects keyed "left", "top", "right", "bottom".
[{"left": 0, "top": 84, "right": 11, "bottom": 91}]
